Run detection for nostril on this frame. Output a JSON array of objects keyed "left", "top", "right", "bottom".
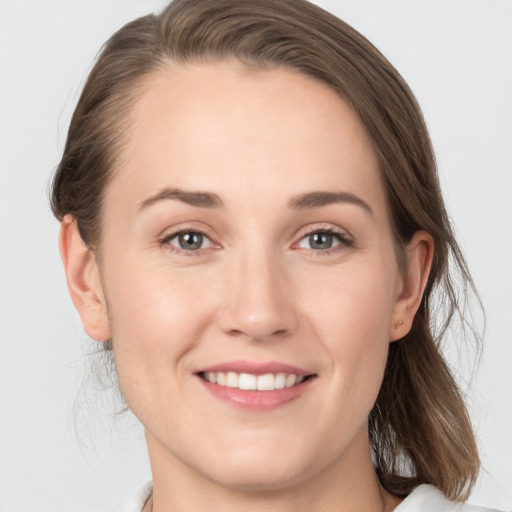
[{"left": 225, "top": 326, "right": 292, "bottom": 342}]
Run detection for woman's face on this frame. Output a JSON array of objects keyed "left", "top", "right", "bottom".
[{"left": 94, "top": 62, "right": 407, "bottom": 490}]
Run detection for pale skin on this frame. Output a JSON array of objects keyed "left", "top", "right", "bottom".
[{"left": 59, "top": 61, "right": 434, "bottom": 512}]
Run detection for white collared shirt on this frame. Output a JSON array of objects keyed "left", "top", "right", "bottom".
[{"left": 119, "top": 481, "right": 504, "bottom": 512}]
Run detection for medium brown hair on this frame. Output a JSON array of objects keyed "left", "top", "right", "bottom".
[{"left": 51, "top": 0, "right": 481, "bottom": 500}]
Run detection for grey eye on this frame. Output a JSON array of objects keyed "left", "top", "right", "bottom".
[
  {"left": 170, "top": 232, "right": 210, "bottom": 251},
  {"left": 298, "top": 231, "right": 342, "bottom": 250}
]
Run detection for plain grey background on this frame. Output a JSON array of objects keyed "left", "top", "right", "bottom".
[{"left": 0, "top": 1, "right": 511, "bottom": 510}]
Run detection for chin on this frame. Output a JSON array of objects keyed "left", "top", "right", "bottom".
[{"left": 189, "top": 438, "right": 326, "bottom": 493}]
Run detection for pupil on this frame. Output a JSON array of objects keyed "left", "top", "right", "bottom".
[
  {"left": 310, "top": 233, "right": 332, "bottom": 250},
  {"left": 179, "top": 232, "right": 202, "bottom": 250}
]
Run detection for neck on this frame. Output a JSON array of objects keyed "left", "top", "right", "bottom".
[{"left": 145, "top": 428, "right": 402, "bottom": 512}]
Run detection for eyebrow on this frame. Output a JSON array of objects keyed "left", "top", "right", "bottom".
[
  {"left": 288, "top": 191, "right": 373, "bottom": 215},
  {"left": 138, "top": 187, "right": 372, "bottom": 215},
  {"left": 138, "top": 188, "right": 223, "bottom": 210}
]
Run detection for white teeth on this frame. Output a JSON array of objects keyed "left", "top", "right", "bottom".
[
  {"left": 275, "top": 373, "right": 286, "bottom": 389},
  {"left": 226, "top": 372, "right": 238, "bottom": 388},
  {"left": 204, "top": 372, "right": 217, "bottom": 383},
  {"left": 203, "top": 371, "right": 306, "bottom": 391},
  {"left": 285, "top": 374, "right": 297, "bottom": 387},
  {"left": 257, "top": 373, "right": 275, "bottom": 391},
  {"left": 239, "top": 373, "right": 257, "bottom": 390}
]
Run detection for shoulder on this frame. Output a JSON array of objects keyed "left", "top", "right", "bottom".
[
  {"left": 118, "top": 480, "right": 153, "bottom": 512},
  {"left": 395, "top": 485, "right": 506, "bottom": 512}
]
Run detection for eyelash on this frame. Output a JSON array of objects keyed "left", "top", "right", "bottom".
[
  {"left": 158, "top": 226, "right": 354, "bottom": 256},
  {"left": 159, "top": 229, "right": 218, "bottom": 257},
  {"left": 296, "top": 227, "right": 354, "bottom": 256}
]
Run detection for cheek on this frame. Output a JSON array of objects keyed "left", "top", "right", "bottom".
[
  {"left": 299, "top": 259, "right": 395, "bottom": 397},
  {"left": 106, "top": 253, "right": 214, "bottom": 340},
  {"left": 301, "top": 257, "right": 396, "bottom": 344},
  {"left": 101, "top": 257, "right": 218, "bottom": 406}
]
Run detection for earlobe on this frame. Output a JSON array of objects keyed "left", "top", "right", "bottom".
[
  {"left": 390, "top": 230, "right": 434, "bottom": 341},
  {"left": 59, "top": 215, "right": 110, "bottom": 342}
]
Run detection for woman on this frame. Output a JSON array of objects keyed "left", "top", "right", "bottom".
[{"left": 50, "top": 0, "right": 502, "bottom": 510}]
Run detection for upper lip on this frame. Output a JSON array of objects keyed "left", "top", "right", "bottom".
[{"left": 196, "top": 360, "right": 313, "bottom": 376}]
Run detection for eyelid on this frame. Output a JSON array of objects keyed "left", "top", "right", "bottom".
[
  {"left": 158, "top": 225, "right": 221, "bottom": 255},
  {"left": 298, "top": 224, "right": 353, "bottom": 240},
  {"left": 293, "top": 225, "right": 354, "bottom": 252}
]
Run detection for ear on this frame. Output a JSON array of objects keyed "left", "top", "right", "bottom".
[
  {"left": 59, "top": 215, "right": 111, "bottom": 342},
  {"left": 390, "top": 230, "right": 434, "bottom": 341}
]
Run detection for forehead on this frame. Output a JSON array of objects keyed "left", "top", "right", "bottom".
[{"left": 108, "top": 60, "right": 385, "bottom": 217}]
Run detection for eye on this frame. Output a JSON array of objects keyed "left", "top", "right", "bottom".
[
  {"left": 166, "top": 231, "right": 214, "bottom": 251},
  {"left": 297, "top": 230, "right": 348, "bottom": 251}
]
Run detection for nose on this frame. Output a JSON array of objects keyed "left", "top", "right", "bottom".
[{"left": 217, "top": 248, "right": 298, "bottom": 342}]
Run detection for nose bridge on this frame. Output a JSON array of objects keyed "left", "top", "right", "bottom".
[{"left": 220, "top": 240, "right": 297, "bottom": 341}]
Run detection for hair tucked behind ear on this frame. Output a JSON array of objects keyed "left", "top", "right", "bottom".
[{"left": 50, "top": 0, "right": 481, "bottom": 500}]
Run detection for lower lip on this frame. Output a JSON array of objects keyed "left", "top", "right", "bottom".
[{"left": 198, "top": 377, "right": 313, "bottom": 411}]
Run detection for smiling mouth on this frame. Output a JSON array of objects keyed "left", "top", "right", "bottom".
[{"left": 199, "top": 371, "right": 314, "bottom": 391}]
